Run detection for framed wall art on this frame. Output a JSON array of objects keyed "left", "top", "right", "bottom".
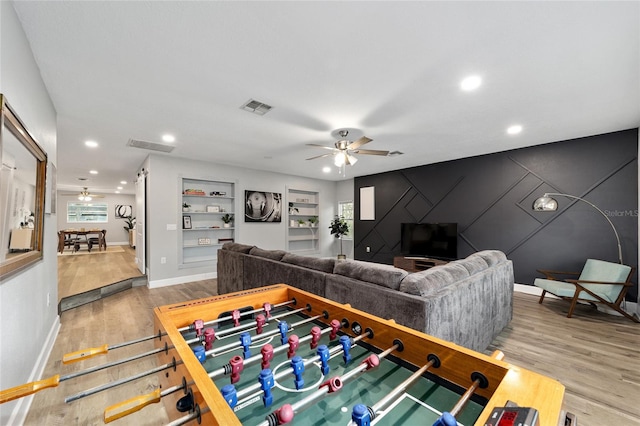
[{"left": 244, "top": 190, "right": 282, "bottom": 222}]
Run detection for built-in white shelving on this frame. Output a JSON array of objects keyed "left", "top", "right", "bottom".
[
  {"left": 286, "top": 187, "right": 319, "bottom": 254},
  {"left": 180, "top": 177, "right": 235, "bottom": 268}
]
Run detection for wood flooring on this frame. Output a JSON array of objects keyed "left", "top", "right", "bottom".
[
  {"left": 57, "top": 245, "right": 142, "bottom": 300},
  {"left": 23, "top": 281, "right": 640, "bottom": 425}
]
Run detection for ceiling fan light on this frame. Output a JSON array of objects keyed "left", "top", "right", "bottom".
[
  {"left": 334, "top": 152, "right": 346, "bottom": 167},
  {"left": 85, "top": 196, "right": 92, "bottom": 201},
  {"left": 346, "top": 154, "right": 358, "bottom": 165}
]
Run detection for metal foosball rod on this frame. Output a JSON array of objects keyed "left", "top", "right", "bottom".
[
  {"left": 202, "top": 311, "right": 323, "bottom": 360},
  {"left": 258, "top": 342, "right": 401, "bottom": 426},
  {"left": 349, "top": 353, "right": 441, "bottom": 426},
  {"left": 166, "top": 404, "right": 210, "bottom": 426},
  {"left": 64, "top": 358, "right": 182, "bottom": 403},
  {"left": 0, "top": 343, "right": 169, "bottom": 404},
  {"left": 233, "top": 330, "right": 373, "bottom": 409},
  {"left": 104, "top": 378, "right": 190, "bottom": 423},
  {"left": 207, "top": 318, "right": 339, "bottom": 383},
  {"left": 194, "top": 305, "right": 308, "bottom": 343},
  {"left": 103, "top": 317, "right": 344, "bottom": 422},
  {"left": 63, "top": 299, "right": 294, "bottom": 363},
  {"left": 433, "top": 350, "right": 505, "bottom": 426}
]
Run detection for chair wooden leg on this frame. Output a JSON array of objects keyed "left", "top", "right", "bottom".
[
  {"left": 567, "top": 294, "right": 580, "bottom": 318},
  {"left": 608, "top": 303, "right": 640, "bottom": 323},
  {"left": 538, "top": 290, "right": 547, "bottom": 304}
]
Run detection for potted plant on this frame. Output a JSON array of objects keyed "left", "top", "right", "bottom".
[
  {"left": 182, "top": 202, "right": 191, "bottom": 212},
  {"left": 221, "top": 213, "right": 234, "bottom": 228},
  {"left": 308, "top": 216, "right": 318, "bottom": 227},
  {"left": 123, "top": 216, "right": 136, "bottom": 247},
  {"left": 329, "top": 215, "right": 349, "bottom": 259},
  {"left": 297, "top": 219, "right": 307, "bottom": 227}
]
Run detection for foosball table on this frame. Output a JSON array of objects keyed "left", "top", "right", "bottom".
[
  {"left": 1, "top": 284, "right": 565, "bottom": 425},
  {"left": 99, "top": 284, "right": 564, "bottom": 425}
]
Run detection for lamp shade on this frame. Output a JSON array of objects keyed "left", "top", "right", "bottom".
[{"left": 532, "top": 195, "right": 558, "bottom": 211}]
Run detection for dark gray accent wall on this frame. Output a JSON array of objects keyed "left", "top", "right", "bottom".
[{"left": 354, "top": 128, "right": 638, "bottom": 300}]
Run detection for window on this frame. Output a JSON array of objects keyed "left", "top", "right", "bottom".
[
  {"left": 67, "top": 202, "right": 108, "bottom": 223},
  {"left": 338, "top": 201, "right": 354, "bottom": 239}
]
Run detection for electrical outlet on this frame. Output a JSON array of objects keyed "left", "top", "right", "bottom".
[
  {"left": 160, "top": 257, "right": 167, "bottom": 264},
  {"left": 366, "top": 246, "right": 371, "bottom": 253}
]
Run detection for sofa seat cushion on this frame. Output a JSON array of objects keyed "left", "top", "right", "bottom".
[
  {"left": 281, "top": 253, "right": 335, "bottom": 273},
  {"left": 333, "top": 260, "right": 408, "bottom": 290},
  {"left": 222, "top": 242, "right": 254, "bottom": 253},
  {"left": 249, "top": 247, "right": 287, "bottom": 261},
  {"left": 399, "top": 267, "right": 455, "bottom": 297}
]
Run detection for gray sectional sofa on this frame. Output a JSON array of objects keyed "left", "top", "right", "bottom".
[{"left": 217, "top": 243, "right": 514, "bottom": 352}]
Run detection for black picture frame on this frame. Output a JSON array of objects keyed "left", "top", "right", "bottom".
[
  {"left": 244, "top": 190, "right": 282, "bottom": 222},
  {"left": 183, "top": 215, "right": 192, "bottom": 229}
]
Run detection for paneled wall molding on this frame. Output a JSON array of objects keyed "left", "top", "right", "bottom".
[{"left": 354, "top": 128, "right": 639, "bottom": 301}]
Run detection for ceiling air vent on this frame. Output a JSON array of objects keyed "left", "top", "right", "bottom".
[
  {"left": 241, "top": 99, "right": 273, "bottom": 116},
  {"left": 127, "top": 139, "right": 175, "bottom": 153},
  {"left": 388, "top": 151, "right": 404, "bottom": 156}
]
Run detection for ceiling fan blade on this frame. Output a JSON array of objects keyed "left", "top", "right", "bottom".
[
  {"left": 306, "top": 153, "right": 334, "bottom": 161},
  {"left": 306, "top": 143, "right": 336, "bottom": 151},
  {"left": 347, "top": 136, "right": 372, "bottom": 150},
  {"left": 352, "top": 149, "right": 389, "bottom": 156}
]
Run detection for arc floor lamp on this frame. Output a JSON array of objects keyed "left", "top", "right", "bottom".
[{"left": 532, "top": 192, "right": 623, "bottom": 264}]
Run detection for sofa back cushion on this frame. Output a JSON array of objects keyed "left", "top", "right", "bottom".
[
  {"left": 222, "top": 242, "right": 254, "bottom": 253},
  {"left": 281, "top": 253, "right": 335, "bottom": 273},
  {"left": 471, "top": 250, "right": 507, "bottom": 266},
  {"left": 399, "top": 267, "right": 456, "bottom": 297},
  {"left": 249, "top": 247, "right": 287, "bottom": 261},
  {"left": 454, "top": 256, "right": 488, "bottom": 275},
  {"left": 333, "top": 260, "right": 408, "bottom": 290}
]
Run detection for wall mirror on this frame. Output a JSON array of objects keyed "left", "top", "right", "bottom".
[{"left": 0, "top": 94, "right": 47, "bottom": 279}]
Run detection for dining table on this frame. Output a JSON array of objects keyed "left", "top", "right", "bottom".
[{"left": 58, "top": 229, "right": 106, "bottom": 253}]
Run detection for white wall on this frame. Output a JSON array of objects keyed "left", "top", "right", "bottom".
[
  {"left": 144, "top": 154, "right": 340, "bottom": 287},
  {"left": 0, "top": 3, "right": 59, "bottom": 424},
  {"left": 56, "top": 192, "right": 136, "bottom": 245},
  {"left": 334, "top": 179, "right": 355, "bottom": 259}
]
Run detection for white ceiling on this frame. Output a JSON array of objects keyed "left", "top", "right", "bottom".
[{"left": 11, "top": 1, "right": 640, "bottom": 195}]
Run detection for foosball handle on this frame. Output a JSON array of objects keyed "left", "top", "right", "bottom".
[
  {"left": 63, "top": 344, "right": 109, "bottom": 363},
  {"left": 432, "top": 412, "right": 457, "bottom": 426},
  {"left": 103, "top": 388, "right": 161, "bottom": 423},
  {"left": 0, "top": 374, "right": 60, "bottom": 404}
]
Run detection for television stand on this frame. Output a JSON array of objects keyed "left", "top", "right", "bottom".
[{"left": 393, "top": 256, "right": 449, "bottom": 273}]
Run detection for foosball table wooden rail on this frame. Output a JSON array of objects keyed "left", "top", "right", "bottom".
[{"left": 152, "top": 284, "right": 565, "bottom": 426}]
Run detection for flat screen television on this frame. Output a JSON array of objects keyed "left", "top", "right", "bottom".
[{"left": 400, "top": 223, "right": 458, "bottom": 260}]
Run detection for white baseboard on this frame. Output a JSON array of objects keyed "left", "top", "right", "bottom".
[
  {"left": 514, "top": 283, "right": 638, "bottom": 319},
  {"left": 7, "top": 315, "right": 60, "bottom": 426},
  {"left": 148, "top": 272, "right": 217, "bottom": 289}
]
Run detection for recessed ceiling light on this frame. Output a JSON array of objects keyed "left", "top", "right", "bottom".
[
  {"left": 120, "top": 181, "right": 127, "bottom": 185},
  {"left": 322, "top": 167, "right": 331, "bottom": 173},
  {"left": 89, "top": 170, "right": 98, "bottom": 174},
  {"left": 507, "top": 125, "right": 523, "bottom": 135},
  {"left": 115, "top": 191, "right": 120, "bottom": 194},
  {"left": 162, "top": 134, "right": 175, "bottom": 143},
  {"left": 117, "top": 186, "right": 123, "bottom": 190},
  {"left": 460, "top": 75, "right": 482, "bottom": 91},
  {"left": 85, "top": 140, "right": 98, "bottom": 148}
]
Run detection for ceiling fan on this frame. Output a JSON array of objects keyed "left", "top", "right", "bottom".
[
  {"left": 306, "top": 130, "right": 390, "bottom": 167},
  {"left": 61, "top": 187, "right": 105, "bottom": 201}
]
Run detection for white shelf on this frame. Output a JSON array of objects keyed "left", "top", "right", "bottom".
[
  {"left": 287, "top": 187, "right": 319, "bottom": 254},
  {"left": 180, "top": 177, "right": 236, "bottom": 268}
]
